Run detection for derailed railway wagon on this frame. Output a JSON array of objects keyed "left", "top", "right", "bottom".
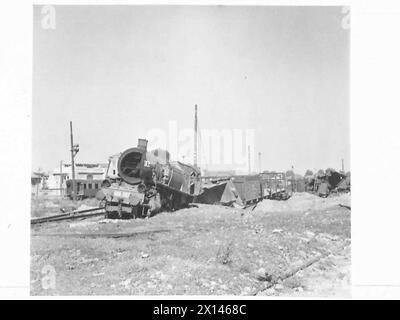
[
  {"left": 197, "top": 171, "right": 291, "bottom": 207},
  {"left": 308, "top": 169, "right": 350, "bottom": 197},
  {"left": 231, "top": 175, "right": 264, "bottom": 204},
  {"left": 96, "top": 139, "right": 202, "bottom": 219},
  {"left": 231, "top": 172, "right": 291, "bottom": 205}
]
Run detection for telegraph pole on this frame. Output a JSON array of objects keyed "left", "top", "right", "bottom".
[
  {"left": 258, "top": 152, "right": 262, "bottom": 173},
  {"left": 341, "top": 158, "right": 345, "bottom": 172},
  {"left": 194, "top": 104, "right": 198, "bottom": 167},
  {"left": 248, "top": 145, "right": 251, "bottom": 174},
  {"left": 59, "top": 160, "right": 63, "bottom": 197},
  {"left": 69, "top": 121, "right": 79, "bottom": 201},
  {"left": 291, "top": 165, "right": 295, "bottom": 192}
]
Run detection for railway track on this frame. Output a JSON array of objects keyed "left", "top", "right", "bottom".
[{"left": 31, "top": 207, "right": 105, "bottom": 225}]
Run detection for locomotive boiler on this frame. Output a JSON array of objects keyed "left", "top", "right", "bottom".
[{"left": 96, "top": 139, "right": 202, "bottom": 219}]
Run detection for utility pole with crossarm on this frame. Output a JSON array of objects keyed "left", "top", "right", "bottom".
[{"left": 69, "top": 121, "right": 79, "bottom": 201}]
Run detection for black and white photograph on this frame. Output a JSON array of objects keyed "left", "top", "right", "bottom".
[
  {"left": 3, "top": 0, "right": 400, "bottom": 303},
  {"left": 29, "top": 5, "right": 351, "bottom": 297}
]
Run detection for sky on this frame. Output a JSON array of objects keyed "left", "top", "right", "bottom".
[{"left": 33, "top": 5, "right": 350, "bottom": 175}]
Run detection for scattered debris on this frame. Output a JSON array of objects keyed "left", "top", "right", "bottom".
[
  {"left": 92, "top": 272, "right": 105, "bottom": 277},
  {"left": 263, "top": 288, "right": 276, "bottom": 295},
  {"left": 252, "top": 245, "right": 348, "bottom": 296},
  {"left": 255, "top": 268, "right": 275, "bottom": 282},
  {"left": 254, "top": 192, "right": 350, "bottom": 213},
  {"left": 275, "top": 284, "right": 284, "bottom": 290},
  {"left": 305, "top": 231, "right": 315, "bottom": 239},
  {"left": 316, "top": 233, "right": 339, "bottom": 242},
  {"left": 119, "top": 278, "right": 132, "bottom": 289},
  {"left": 141, "top": 252, "right": 150, "bottom": 259}
]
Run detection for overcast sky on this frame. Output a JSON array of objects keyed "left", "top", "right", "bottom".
[{"left": 33, "top": 5, "right": 349, "bottom": 174}]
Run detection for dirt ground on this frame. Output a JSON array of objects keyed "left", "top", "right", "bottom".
[{"left": 30, "top": 193, "right": 351, "bottom": 297}]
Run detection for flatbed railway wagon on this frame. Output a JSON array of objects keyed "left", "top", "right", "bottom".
[{"left": 260, "top": 172, "right": 291, "bottom": 200}]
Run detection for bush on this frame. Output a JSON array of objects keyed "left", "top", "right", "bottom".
[{"left": 216, "top": 242, "right": 233, "bottom": 265}]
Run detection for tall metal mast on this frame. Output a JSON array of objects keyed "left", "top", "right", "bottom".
[
  {"left": 194, "top": 104, "right": 198, "bottom": 167},
  {"left": 59, "top": 160, "right": 63, "bottom": 196},
  {"left": 248, "top": 145, "right": 251, "bottom": 174}
]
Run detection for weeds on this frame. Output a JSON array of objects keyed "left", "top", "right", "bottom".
[{"left": 216, "top": 242, "right": 234, "bottom": 265}]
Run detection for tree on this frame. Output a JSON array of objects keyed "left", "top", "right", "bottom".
[
  {"left": 305, "top": 169, "right": 313, "bottom": 177},
  {"left": 285, "top": 170, "right": 295, "bottom": 178}
]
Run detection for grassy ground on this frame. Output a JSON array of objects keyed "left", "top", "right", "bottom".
[{"left": 30, "top": 193, "right": 351, "bottom": 296}]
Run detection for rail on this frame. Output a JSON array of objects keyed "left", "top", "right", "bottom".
[{"left": 31, "top": 207, "right": 105, "bottom": 225}]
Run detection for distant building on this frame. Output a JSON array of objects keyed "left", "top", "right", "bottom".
[
  {"left": 47, "top": 163, "right": 108, "bottom": 194},
  {"left": 202, "top": 169, "right": 236, "bottom": 177},
  {"left": 31, "top": 172, "right": 49, "bottom": 197}
]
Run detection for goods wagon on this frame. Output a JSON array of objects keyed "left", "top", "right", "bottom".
[
  {"left": 231, "top": 175, "right": 263, "bottom": 204},
  {"left": 66, "top": 179, "right": 103, "bottom": 200}
]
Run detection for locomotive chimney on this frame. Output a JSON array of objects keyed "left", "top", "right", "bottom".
[{"left": 138, "top": 138, "right": 148, "bottom": 151}]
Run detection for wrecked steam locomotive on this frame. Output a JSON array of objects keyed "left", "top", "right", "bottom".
[{"left": 96, "top": 139, "right": 202, "bottom": 219}]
